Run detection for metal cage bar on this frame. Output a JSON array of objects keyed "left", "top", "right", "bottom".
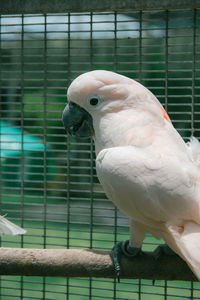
[
  {"left": 0, "top": 2, "right": 200, "bottom": 300},
  {"left": 0, "top": 0, "right": 200, "bottom": 14}
]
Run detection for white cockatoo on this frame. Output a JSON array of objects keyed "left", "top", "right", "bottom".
[
  {"left": 0, "top": 215, "right": 26, "bottom": 236},
  {"left": 62, "top": 70, "right": 200, "bottom": 281}
]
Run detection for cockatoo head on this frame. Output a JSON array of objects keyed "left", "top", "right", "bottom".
[{"left": 62, "top": 70, "right": 170, "bottom": 149}]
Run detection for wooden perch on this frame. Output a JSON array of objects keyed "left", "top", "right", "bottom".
[{"left": 0, "top": 247, "right": 197, "bottom": 281}]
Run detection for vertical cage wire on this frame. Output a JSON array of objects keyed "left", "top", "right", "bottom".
[
  {"left": 113, "top": 11, "right": 118, "bottom": 299},
  {"left": 0, "top": 13, "right": 2, "bottom": 299},
  {"left": 42, "top": 13, "right": 47, "bottom": 300},
  {"left": 89, "top": 11, "right": 93, "bottom": 300},
  {"left": 164, "top": 9, "right": 169, "bottom": 299},
  {"left": 20, "top": 15, "right": 25, "bottom": 300},
  {"left": 165, "top": 10, "right": 169, "bottom": 114},
  {"left": 0, "top": 7, "right": 200, "bottom": 300},
  {"left": 66, "top": 14, "right": 71, "bottom": 299},
  {"left": 192, "top": 8, "right": 196, "bottom": 136}
]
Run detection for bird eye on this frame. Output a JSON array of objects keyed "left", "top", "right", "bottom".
[{"left": 89, "top": 97, "right": 99, "bottom": 106}]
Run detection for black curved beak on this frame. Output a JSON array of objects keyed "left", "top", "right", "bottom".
[{"left": 62, "top": 102, "right": 94, "bottom": 138}]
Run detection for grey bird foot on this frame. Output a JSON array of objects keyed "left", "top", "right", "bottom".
[
  {"left": 112, "top": 240, "right": 142, "bottom": 283},
  {"left": 154, "top": 244, "right": 177, "bottom": 260},
  {"left": 153, "top": 244, "right": 177, "bottom": 286}
]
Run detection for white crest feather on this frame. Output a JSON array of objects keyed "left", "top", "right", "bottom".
[{"left": 0, "top": 216, "right": 26, "bottom": 236}]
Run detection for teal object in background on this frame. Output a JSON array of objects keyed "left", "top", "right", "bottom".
[
  {"left": 0, "top": 121, "right": 45, "bottom": 156},
  {"left": 0, "top": 121, "right": 52, "bottom": 188}
]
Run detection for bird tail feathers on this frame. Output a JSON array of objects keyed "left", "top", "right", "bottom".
[{"left": 163, "top": 221, "right": 200, "bottom": 281}]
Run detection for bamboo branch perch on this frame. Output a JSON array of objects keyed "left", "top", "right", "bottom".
[{"left": 0, "top": 247, "right": 197, "bottom": 281}]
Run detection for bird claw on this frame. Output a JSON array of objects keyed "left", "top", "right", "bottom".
[
  {"left": 154, "top": 244, "right": 177, "bottom": 260},
  {"left": 112, "top": 242, "right": 122, "bottom": 283},
  {"left": 112, "top": 240, "right": 141, "bottom": 282}
]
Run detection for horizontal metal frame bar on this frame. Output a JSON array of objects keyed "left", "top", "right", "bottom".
[{"left": 0, "top": 0, "right": 200, "bottom": 15}]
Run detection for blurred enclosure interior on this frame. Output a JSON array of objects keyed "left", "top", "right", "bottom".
[{"left": 0, "top": 0, "right": 200, "bottom": 299}]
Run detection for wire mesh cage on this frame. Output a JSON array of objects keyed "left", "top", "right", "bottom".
[{"left": 0, "top": 1, "right": 200, "bottom": 299}]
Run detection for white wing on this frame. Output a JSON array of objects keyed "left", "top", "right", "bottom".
[
  {"left": 96, "top": 145, "right": 200, "bottom": 229},
  {"left": 0, "top": 216, "right": 26, "bottom": 236}
]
